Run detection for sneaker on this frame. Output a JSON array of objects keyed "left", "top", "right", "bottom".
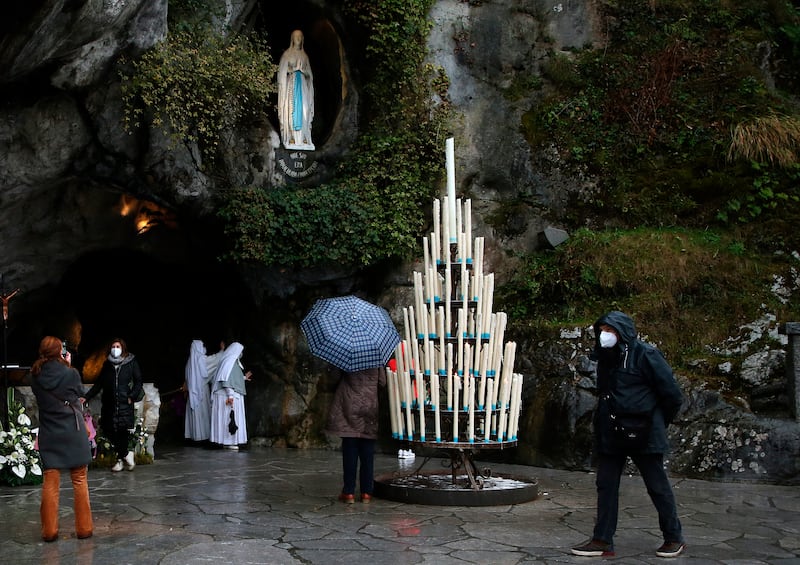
[
  {"left": 111, "top": 460, "right": 124, "bottom": 472},
  {"left": 571, "top": 539, "right": 615, "bottom": 557},
  {"left": 123, "top": 450, "right": 135, "bottom": 471},
  {"left": 656, "top": 541, "right": 686, "bottom": 558},
  {"left": 338, "top": 493, "right": 355, "bottom": 504},
  {"left": 360, "top": 493, "right": 372, "bottom": 503}
]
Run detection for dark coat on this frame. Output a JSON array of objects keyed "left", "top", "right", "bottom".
[
  {"left": 84, "top": 354, "right": 143, "bottom": 432},
  {"left": 326, "top": 367, "right": 385, "bottom": 439},
  {"left": 592, "top": 311, "right": 684, "bottom": 455},
  {"left": 32, "top": 360, "right": 92, "bottom": 470}
]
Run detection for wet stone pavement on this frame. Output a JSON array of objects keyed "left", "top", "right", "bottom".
[{"left": 1, "top": 445, "right": 799, "bottom": 564}]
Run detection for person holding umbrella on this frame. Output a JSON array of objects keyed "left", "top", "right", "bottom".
[
  {"left": 326, "top": 366, "right": 386, "bottom": 503},
  {"left": 301, "top": 295, "right": 400, "bottom": 503}
]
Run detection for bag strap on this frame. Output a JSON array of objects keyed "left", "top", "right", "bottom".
[{"left": 41, "top": 387, "right": 84, "bottom": 431}]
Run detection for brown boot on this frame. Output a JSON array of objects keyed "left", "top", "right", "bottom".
[
  {"left": 41, "top": 469, "right": 60, "bottom": 541},
  {"left": 71, "top": 466, "right": 93, "bottom": 539}
]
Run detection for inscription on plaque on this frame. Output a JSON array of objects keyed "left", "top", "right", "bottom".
[{"left": 277, "top": 150, "right": 318, "bottom": 181}]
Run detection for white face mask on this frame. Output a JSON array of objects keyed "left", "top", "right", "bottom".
[
  {"left": 599, "top": 330, "right": 618, "bottom": 348},
  {"left": 110, "top": 347, "right": 122, "bottom": 358}
]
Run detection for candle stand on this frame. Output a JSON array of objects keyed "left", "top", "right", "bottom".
[{"left": 380, "top": 189, "right": 536, "bottom": 506}]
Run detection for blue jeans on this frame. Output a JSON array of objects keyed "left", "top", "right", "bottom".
[
  {"left": 593, "top": 452, "right": 683, "bottom": 545},
  {"left": 341, "top": 437, "right": 375, "bottom": 495}
]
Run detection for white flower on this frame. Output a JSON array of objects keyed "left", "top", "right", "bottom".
[
  {"left": 11, "top": 464, "right": 25, "bottom": 478},
  {"left": 17, "top": 413, "right": 31, "bottom": 426},
  {"left": 31, "top": 462, "right": 42, "bottom": 476}
]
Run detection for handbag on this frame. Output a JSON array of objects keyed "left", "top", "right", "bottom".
[{"left": 228, "top": 409, "right": 238, "bottom": 435}]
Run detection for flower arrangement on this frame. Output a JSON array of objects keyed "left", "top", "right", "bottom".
[
  {"left": 91, "top": 409, "right": 152, "bottom": 467},
  {"left": 129, "top": 413, "right": 151, "bottom": 461},
  {"left": 0, "top": 389, "right": 43, "bottom": 486}
]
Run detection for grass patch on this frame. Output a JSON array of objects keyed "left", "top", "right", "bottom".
[{"left": 497, "top": 227, "right": 800, "bottom": 375}]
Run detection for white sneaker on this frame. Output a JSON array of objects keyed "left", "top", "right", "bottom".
[
  {"left": 123, "top": 451, "right": 135, "bottom": 471},
  {"left": 111, "top": 460, "right": 124, "bottom": 472}
]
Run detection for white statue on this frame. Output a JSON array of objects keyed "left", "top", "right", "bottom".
[{"left": 277, "top": 29, "right": 315, "bottom": 150}]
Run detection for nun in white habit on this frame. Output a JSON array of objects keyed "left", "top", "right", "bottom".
[
  {"left": 184, "top": 340, "right": 224, "bottom": 442},
  {"left": 210, "top": 342, "right": 250, "bottom": 449}
]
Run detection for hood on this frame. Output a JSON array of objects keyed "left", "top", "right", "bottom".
[{"left": 594, "top": 310, "right": 638, "bottom": 348}]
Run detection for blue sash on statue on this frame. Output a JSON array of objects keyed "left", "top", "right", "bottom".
[{"left": 292, "top": 70, "right": 303, "bottom": 131}]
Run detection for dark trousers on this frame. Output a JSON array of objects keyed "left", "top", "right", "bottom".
[
  {"left": 593, "top": 452, "right": 683, "bottom": 545},
  {"left": 110, "top": 426, "right": 130, "bottom": 460},
  {"left": 341, "top": 437, "right": 375, "bottom": 495}
]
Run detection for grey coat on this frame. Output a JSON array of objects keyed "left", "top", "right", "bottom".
[
  {"left": 326, "top": 367, "right": 385, "bottom": 439},
  {"left": 592, "top": 311, "right": 684, "bottom": 455},
  {"left": 32, "top": 360, "right": 92, "bottom": 470}
]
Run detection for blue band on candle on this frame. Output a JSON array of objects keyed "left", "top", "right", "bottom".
[
  {"left": 407, "top": 434, "right": 414, "bottom": 441},
  {"left": 409, "top": 369, "right": 415, "bottom": 376},
  {"left": 420, "top": 435, "right": 426, "bottom": 441},
  {"left": 478, "top": 404, "right": 484, "bottom": 410},
  {"left": 424, "top": 370, "right": 431, "bottom": 376},
  {"left": 511, "top": 434, "right": 517, "bottom": 440},
  {"left": 429, "top": 333, "right": 437, "bottom": 339},
  {"left": 450, "top": 237, "right": 457, "bottom": 243},
  {"left": 467, "top": 258, "right": 473, "bottom": 264},
  {"left": 487, "top": 370, "right": 495, "bottom": 377},
  {"left": 436, "top": 436, "right": 441, "bottom": 442},
  {"left": 481, "top": 333, "right": 490, "bottom": 339},
  {"left": 446, "top": 332, "right": 452, "bottom": 338},
  {"left": 401, "top": 402, "right": 406, "bottom": 408},
  {"left": 457, "top": 370, "right": 463, "bottom": 376},
  {"left": 434, "top": 295, "right": 440, "bottom": 302},
  {"left": 438, "top": 369, "right": 446, "bottom": 376},
  {"left": 462, "top": 405, "right": 468, "bottom": 412},
  {"left": 469, "top": 438, "right": 474, "bottom": 443},
  {"left": 417, "top": 333, "right": 424, "bottom": 339}
]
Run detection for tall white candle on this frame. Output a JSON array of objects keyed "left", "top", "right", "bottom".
[
  {"left": 465, "top": 199, "right": 472, "bottom": 261},
  {"left": 433, "top": 199, "right": 441, "bottom": 264},
  {"left": 452, "top": 371, "right": 460, "bottom": 442},
  {"left": 442, "top": 197, "right": 450, "bottom": 263},
  {"left": 445, "top": 266, "right": 452, "bottom": 337},
  {"left": 484, "top": 378, "right": 493, "bottom": 442},
  {"left": 437, "top": 306, "right": 446, "bottom": 373},
  {"left": 445, "top": 138, "right": 457, "bottom": 240},
  {"left": 446, "top": 342, "right": 454, "bottom": 409},
  {"left": 387, "top": 366, "right": 397, "bottom": 438},
  {"left": 468, "top": 374, "right": 475, "bottom": 443},
  {"left": 462, "top": 343, "right": 472, "bottom": 410}
]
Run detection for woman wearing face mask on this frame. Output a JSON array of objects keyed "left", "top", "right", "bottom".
[{"left": 82, "top": 337, "right": 143, "bottom": 472}]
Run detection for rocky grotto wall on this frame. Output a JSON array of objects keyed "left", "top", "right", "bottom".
[{"left": 1, "top": 0, "right": 798, "bottom": 483}]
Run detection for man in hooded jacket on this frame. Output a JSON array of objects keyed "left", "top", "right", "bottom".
[{"left": 571, "top": 311, "right": 686, "bottom": 558}]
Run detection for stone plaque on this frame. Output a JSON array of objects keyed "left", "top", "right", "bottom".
[{"left": 277, "top": 149, "right": 319, "bottom": 182}]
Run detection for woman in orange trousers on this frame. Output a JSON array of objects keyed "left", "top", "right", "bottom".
[{"left": 31, "top": 336, "right": 93, "bottom": 541}]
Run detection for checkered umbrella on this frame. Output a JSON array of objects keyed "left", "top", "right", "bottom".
[{"left": 301, "top": 295, "right": 400, "bottom": 373}]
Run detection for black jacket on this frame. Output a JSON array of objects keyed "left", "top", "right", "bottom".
[
  {"left": 592, "top": 311, "right": 684, "bottom": 454},
  {"left": 84, "top": 354, "right": 143, "bottom": 432}
]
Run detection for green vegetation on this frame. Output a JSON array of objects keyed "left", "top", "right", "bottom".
[
  {"left": 523, "top": 0, "right": 800, "bottom": 234},
  {"left": 120, "top": 30, "right": 277, "bottom": 165},
  {"left": 496, "top": 228, "right": 800, "bottom": 377}
]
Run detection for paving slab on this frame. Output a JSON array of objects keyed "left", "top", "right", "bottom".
[{"left": 1, "top": 445, "right": 799, "bottom": 564}]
